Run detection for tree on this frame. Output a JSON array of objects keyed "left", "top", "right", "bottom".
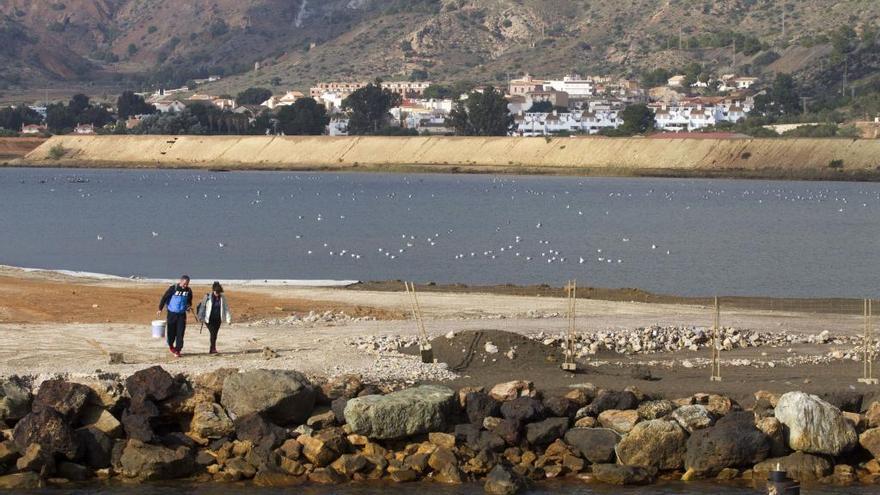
[
  {"left": 641, "top": 68, "right": 671, "bottom": 88},
  {"left": 45, "top": 103, "right": 76, "bottom": 132},
  {"left": 756, "top": 73, "right": 800, "bottom": 115},
  {"left": 447, "top": 86, "right": 513, "bottom": 136},
  {"left": 0, "top": 106, "right": 41, "bottom": 131},
  {"left": 236, "top": 87, "right": 272, "bottom": 105},
  {"left": 117, "top": 90, "right": 156, "bottom": 119},
  {"left": 618, "top": 104, "right": 656, "bottom": 135},
  {"left": 409, "top": 69, "right": 429, "bottom": 81},
  {"left": 342, "top": 82, "right": 401, "bottom": 134},
  {"left": 276, "top": 98, "right": 329, "bottom": 135}
]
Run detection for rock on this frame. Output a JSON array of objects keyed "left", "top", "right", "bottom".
[
  {"left": 833, "top": 463, "right": 857, "bottom": 484},
  {"left": 307, "top": 410, "right": 337, "bottom": 430},
  {"left": 524, "top": 417, "right": 569, "bottom": 446},
  {"left": 309, "top": 467, "right": 347, "bottom": 484},
  {"left": 564, "top": 428, "right": 620, "bottom": 464},
  {"left": 278, "top": 438, "right": 302, "bottom": 459},
  {"left": 859, "top": 427, "right": 880, "bottom": 458},
  {"left": 755, "top": 417, "right": 788, "bottom": 457},
  {"left": 489, "top": 381, "right": 535, "bottom": 401},
  {"left": 774, "top": 391, "right": 857, "bottom": 456},
  {"left": 752, "top": 451, "right": 833, "bottom": 482},
  {"left": 616, "top": 419, "right": 687, "bottom": 470},
  {"left": 190, "top": 402, "right": 234, "bottom": 439},
  {"left": 80, "top": 405, "right": 122, "bottom": 438},
  {"left": 331, "top": 453, "right": 369, "bottom": 477},
  {"left": 637, "top": 400, "right": 675, "bottom": 420},
  {"left": 429, "top": 432, "right": 456, "bottom": 450},
  {"left": 344, "top": 385, "right": 456, "bottom": 440},
  {"left": 705, "top": 395, "right": 736, "bottom": 417},
  {"left": 57, "top": 461, "right": 92, "bottom": 481},
  {"left": 716, "top": 467, "right": 739, "bottom": 480},
  {"left": 591, "top": 463, "right": 654, "bottom": 485},
  {"left": 490, "top": 420, "right": 520, "bottom": 448},
  {"left": 389, "top": 468, "right": 418, "bottom": 482},
  {"left": 564, "top": 388, "right": 593, "bottom": 407},
  {"left": 753, "top": 390, "right": 779, "bottom": 418},
  {"left": 500, "top": 397, "right": 545, "bottom": 423},
  {"left": 484, "top": 464, "right": 523, "bottom": 495},
  {"left": 597, "top": 409, "right": 639, "bottom": 434},
  {"left": 75, "top": 426, "right": 112, "bottom": 469},
  {"left": 684, "top": 412, "right": 770, "bottom": 476},
  {"left": 125, "top": 366, "right": 177, "bottom": 403},
  {"left": 0, "top": 440, "right": 16, "bottom": 464},
  {"left": 119, "top": 439, "right": 195, "bottom": 481},
  {"left": 587, "top": 391, "right": 639, "bottom": 416},
  {"left": 279, "top": 457, "right": 306, "bottom": 476},
  {"left": 818, "top": 391, "right": 863, "bottom": 413},
  {"left": 16, "top": 443, "right": 54, "bottom": 474},
  {"left": 0, "top": 377, "right": 32, "bottom": 423},
  {"left": 12, "top": 408, "right": 79, "bottom": 460},
  {"left": 192, "top": 368, "right": 238, "bottom": 402},
  {"left": 72, "top": 376, "right": 126, "bottom": 410},
  {"left": 466, "top": 392, "right": 501, "bottom": 425},
  {"left": 0, "top": 472, "right": 44, "bottom": 489},
  {"left": 574, "top": 417, "right": 597, "bottom": 428},
  {"left": 330, "top": 397, "right": 348, "bottom": 424},
  {"left": 866, "top": 401, "right": 880, "bottom": 428},
  {"left": 33, "top": 379, "right": 94, "bottom": 421},
  {"left": 671, "top": 405, "right": 714, "bottom": 433},
  {"left": 321, "top": 374, "right": 364, "bottom": 401},
  {"left": 253, "top": 470, "right": 303, "bottom": 487},
  {"left": 543, "top": 397, "right": 576, "bottom": 418},
  {"left": 221, "top": 370, "right": 316, "bottom": 425},
  {"left": 224, "top": 457, "right": 256, "bottom": 480},
  {"left": 298, "top": 429, "right": 348, "bottom": 466},
  {"left": 428, "top": 446, "right": 458, "bottom": 472},
  {"left": 234, "top": 413, "right": 287, "bottom": 451},
  {"left": 121, "top": 407, "right": 157, "bottom": 443}
]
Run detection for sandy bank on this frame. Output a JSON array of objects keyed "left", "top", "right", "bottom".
[{"left": 17, "top": 135, "right": 880, "bottom": 180}]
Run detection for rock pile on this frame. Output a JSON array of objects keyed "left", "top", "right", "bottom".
[
  {"left": 3, "top": 370, "right": 880, "bottom": 491},
  {"left": 247, "top": 311, "right": 376, "bottom": 327}
]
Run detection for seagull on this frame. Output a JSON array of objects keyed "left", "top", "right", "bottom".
[
  {"left": 218, "top": 242, "right": 225, "bottom": 248},
  {"left": 96, "top": 235, "right": 103, "bottom": 241},
  {"left": 151, "top": 231, "right": 159, "bottom": 237}
]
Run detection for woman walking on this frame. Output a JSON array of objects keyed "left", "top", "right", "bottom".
[{"left": 197, "top": 281, "right": 232, "bottom": 354}]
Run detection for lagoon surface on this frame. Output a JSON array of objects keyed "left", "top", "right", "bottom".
[{"left": 2, "top": 168, "right": 879, "bottom": 298}]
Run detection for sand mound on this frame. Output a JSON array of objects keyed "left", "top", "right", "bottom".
[{"left": 408, "top": 329, "right": 563, "bottom": 373}]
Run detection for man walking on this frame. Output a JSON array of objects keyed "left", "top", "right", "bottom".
[{"left": 157, "top": 275, "right": 193, "bottom": 357}]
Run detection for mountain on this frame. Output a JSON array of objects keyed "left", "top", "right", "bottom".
[{"left": 1, "top": 0, "right": 879, "bottom": 96}]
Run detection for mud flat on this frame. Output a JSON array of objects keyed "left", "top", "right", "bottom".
[{"left": 16, "top": 135, "right": 880, "bottom": 180}]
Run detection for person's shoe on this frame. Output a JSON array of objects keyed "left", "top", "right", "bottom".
[
  {"left": 209, "top": 348, "right": 218, "bottom": 355},
  {"left": 173, "top": 350, "right": 182, "bottom": 358},
  {"left": 169, "top": 346, "right": 176, "bottom": 355}
]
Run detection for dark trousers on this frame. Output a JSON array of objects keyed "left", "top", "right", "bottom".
[
  {"left": 207, "top": 319, "right": 221, "bottom": 350},
  {"left": 166, "top": 311, "right": 186, "bottom": 351}
]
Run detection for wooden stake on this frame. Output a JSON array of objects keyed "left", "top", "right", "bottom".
[
  {"left": 859, "top": 298, "right": 878, "bottom": 385},
  {"left": 404, "top": 282, "right": 433, "bottom": 363},
  {"left": 562, "top": 280, "right": 577, "bottom": 371},
  {"left": 710, "top": 296, "right": 722, "bottom": 382}
]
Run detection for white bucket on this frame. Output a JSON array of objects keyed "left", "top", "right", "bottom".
[{"left": 151, "top": 320, "right": 166, "bottom": 339}]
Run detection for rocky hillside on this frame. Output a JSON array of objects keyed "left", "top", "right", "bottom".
[{"left": 1, "top": 0, "right": 879, "bottom": 93}]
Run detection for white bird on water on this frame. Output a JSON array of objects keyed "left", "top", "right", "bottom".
[
  {"left": 218, "top": 242, "right": 225, "bottom": 248},
  {"left": 96, "top": 235, "right": 103, "bottom": 241},
  {"left": 151, "top": 231, "right": 159, "bottom": 237}
]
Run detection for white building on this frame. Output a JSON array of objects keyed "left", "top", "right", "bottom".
[
  {"left": 649, "top": 98, "right": 752, "bottom": 132},
  {"left": 153, "top": 100, "right": 187, "bottom": 113},
  {"left": 511, "top": 109, "right": 621, "bottom": 136},
  {"left": 261, "top": 91, "right": 305, "bottom": 110},
  {"left": 328, "top": 118, "right": 349, "bottom": 136}
]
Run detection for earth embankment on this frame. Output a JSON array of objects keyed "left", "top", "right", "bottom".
[{"left": 18, "top": 135, "right": 880, "bottom": 179}]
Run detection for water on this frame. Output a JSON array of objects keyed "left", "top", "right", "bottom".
[
  {"left": 2, "top": 168, "right": 880, "bottom": 298},
  {"left": 25, "top": 481, "right": 880, "bottom": 494}
]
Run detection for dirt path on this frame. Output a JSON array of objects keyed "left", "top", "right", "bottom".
[{"left": 0, "top": 266, "right": 873, "bottom": 404}]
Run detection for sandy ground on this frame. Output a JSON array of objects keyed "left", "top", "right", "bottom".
[{"left": 0, "top": 266, "right": 874, "bottom": 404}]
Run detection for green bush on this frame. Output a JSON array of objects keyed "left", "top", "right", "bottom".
[
  {"left": 48, "top": 144, "right": 66, "bottom": 160},
  {"left": 828, "top": 159, "right": 844, "bottom": 169}
]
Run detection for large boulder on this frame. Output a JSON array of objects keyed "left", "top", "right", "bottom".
[
  {"left": 0, "top": 377, "right": 32, "bottom": 423},
  {"left": 126, "top": 366, "right": 177, "bottom": 403},
  {"left": 752, "top": 451, "right": 833, "bottom": 482},
  {"left": 12, "top": 408, "right": 80, "bottom": 460},
  {"left": 587, "top": 391, "right": 639, "bottom": 416},
  {"left": 221, "top": 370, "right": 316, "bottom": 424},
  {"left": 524, "top": 417, "right": 569, "bottom": 446},
  {"left": 591, "top": 464, "right": 653, "bottom": 485},
  {"left": 637, "top": 400, "right": 675, "bottom": 420},
  {"left": 774, "top": 391, "right": 857, "bottom": 456},
  {"left": 488, "top": 381, "right": 535, "bottom": 401},
  {"left": 466, "top": 392, "right": 501, "bottom": 425},
  {"left": 345, "top": 385, "right": 456, "bottom": 440},
  {"left": 32, "top": 379, "right": 94, "bottom": 422},
  {"left": 190, "top": 402, "right": 234, "bottom": 439},
  {"left": 684, "top": 411, "right": 770, "bottom": 476},
  {"left": 234, "top": 413, "right": 288, "bottom": 451},
  {"left": 0, "top": 472, "right": 44, "bottom": 489},
  {"left": 859, "top": 427, "right": 880, "bottom": 458},
  {"left": 80, "top": 405, "right": 123, "bottom": 438},
  {"left": 75, "top": 426, "right": 113, "bottom": 469},
  {"left": 597, "top": 409, "right": 639, "bottom": 434},
  {"left": 616, "top": 419, "right": 686, "bottom": 470},
  {"left": 484, "top": 464, "right": 524, "bottom": 495},
  {"left": 500, "top": 397, "right": 545, "bottom": 423},
  {"left": 671, "top": 405, "right": 714, "bottom": 433},
  {"left": 119, "top": 439, "right": 195, "bottom": 481},
  {"left": 564, "top": 428, "right": 620, "bottom": 464}
]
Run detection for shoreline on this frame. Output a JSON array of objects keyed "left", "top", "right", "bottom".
[{"left": 13, "top": 135, "right": 880, "bottom": 183}]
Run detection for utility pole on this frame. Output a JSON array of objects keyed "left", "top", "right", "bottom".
[
  {"left": 843, "top": 56, "right": 848, "bottom": 96},
  {"left": 801, "top": 96, "right": 808, "bottom": 115},
  {"left": 679, "top": 27, "right": 683, "bottom": 50},
  {"left": 732, "top": 38, "right": 736, "bottom": 71}
]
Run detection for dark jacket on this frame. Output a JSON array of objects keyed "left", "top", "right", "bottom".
[{"left": 159, "top": 284, "right": 193, "bottom": 313}]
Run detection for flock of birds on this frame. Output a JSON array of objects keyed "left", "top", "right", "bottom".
[{"left": 32, "top": 172, "right": 880, "bottom": 278}]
